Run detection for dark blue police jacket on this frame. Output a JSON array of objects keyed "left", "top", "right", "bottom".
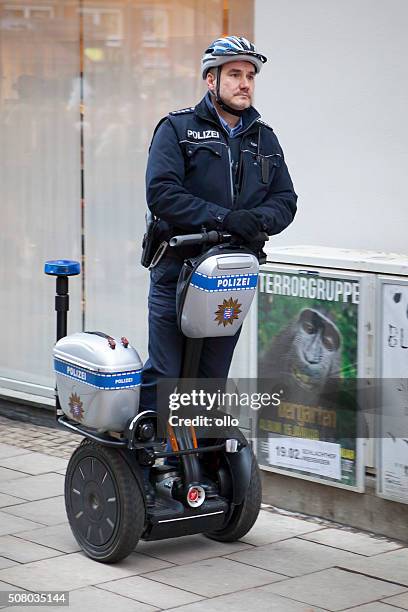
[{"left": 146, "top": 95, "right": 297, "bottom": 239}]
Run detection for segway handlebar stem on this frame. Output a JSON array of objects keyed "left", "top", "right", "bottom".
[{"left": 169, "top": 230, "right": 268, "bottom": 248}]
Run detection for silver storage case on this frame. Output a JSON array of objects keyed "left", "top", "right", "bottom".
[
  {"left": 53, "top": 332, "right": 143, "bottom": 432},
  {"left": 180, "top": 252, "right": 259, "bottom": 338}
]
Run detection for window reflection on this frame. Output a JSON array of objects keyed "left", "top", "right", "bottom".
[
  {"left": 0, "top": 0, "right": 252, "bottom": 393},
  {"left": 0, "top": 0, "right": 81, "bottom": 391},
  {"left": 82, "top": 0, "right": 226, "bottom": 353}
]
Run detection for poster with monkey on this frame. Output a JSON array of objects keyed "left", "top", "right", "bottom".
[{"left": 256, "top": 266, "right": 361, "bottom": 489}]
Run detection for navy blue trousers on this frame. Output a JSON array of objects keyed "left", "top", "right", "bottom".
[{"left": 139, "top": 253, "right": 241, "bottom": 412}]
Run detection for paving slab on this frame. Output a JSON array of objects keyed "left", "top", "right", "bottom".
[
  {"left": 0, "top": 586, "right": 157, "bottom": 612},
  {"left": 0, "top": 535, "right": 64, "bottom": 563},
  {"left": 137, "top": 534, "right": 251, "bottom": 564},
  {"left": 0, "top": 469, "right": 27, "bottom": 483},
  {"left": 164, "top": 588, "right": 328, "bottom": 612},
  {"left": 1, "top": 496, "right": 67, "bottom": 526},
  {"left": 0, "top": 494, "right": 26, "bottom": 508},
  {"left": 264, "top": 567, "right": 406, "bottom": 611},
  {"left": 0, "top": 445, "right": 31, "bottom": 459},
  {"left": 341, "top": 603, "right": 404, "bottom": 611},
  {"left": 0, "top": 551, "right": 170, "bottom": 591},
  {"left": 382, "top": 591, "right": 408, "bottom": 608},
  {"left": 226, "top": 537, "right": 360, "bottom": 577},
  {"left": 13, "top": 523, "right": 81, "bottom": 553},
  {"left": 142, "top": 557, "right": 284, "bottom": 598},
  {"left": 0, "top": 452, "right": 67, "bottom": 475},
  {"left": 0, "top": 511, "right": 43, "bottom": 536},
  {"left": 66, "top": 586, "right": 157, "bottom": 612},
  {"left": 300, "top": 528, "right": 403, "bottom": 557},
  {"left": 0, "top": 473, "right": 64, "bottom": 501},
  {"left": 98, "top": 575, "right": 204, "bottom": 609},
  {"left": 340, "top": 548, "right": 408, "bottom": 586},
  {"left": 0, "top": 558, "right": 18, "bottom": 570},
  {"left": 0, "top": 580, "right": 24, "bottom": 590},
  {"left": 238, "top": 510, "right": 324, "bottom": 546}
]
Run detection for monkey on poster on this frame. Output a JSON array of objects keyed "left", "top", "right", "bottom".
[{"left": 259, "top": 307, "right": 342, "bottom": 406}]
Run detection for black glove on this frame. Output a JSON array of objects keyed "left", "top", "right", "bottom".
[
  {"left": 223, "top": 210, "right": 262, "bottom": 243},
  {"left": 247, "top": 239, "right": 266, "bottom": 254}
]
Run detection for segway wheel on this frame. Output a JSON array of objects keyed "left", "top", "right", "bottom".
[
  {"left": 205, "top": 449, "right": 261, "bottom": 542},
  {"left": 65, "top": 439, "right": 145, "bottom": 563}
]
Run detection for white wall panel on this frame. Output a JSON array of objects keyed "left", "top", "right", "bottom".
[
  {"left": 0, "top": 2, "right": 82, "bottom": 395},
  {"left": 254, "top": 0, "right": 408, "bottom": 252}
]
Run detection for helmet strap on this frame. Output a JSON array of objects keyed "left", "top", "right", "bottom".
[{"left": 213, "top": 66, "right": 245, "bottom": 117}]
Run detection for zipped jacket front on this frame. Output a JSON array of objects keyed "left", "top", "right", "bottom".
[{"left": 146, "top": 95, "right": 297, "bottom": 238}]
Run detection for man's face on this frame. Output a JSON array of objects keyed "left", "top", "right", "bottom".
[{"left": 207, "top": 60, "right": 256, "bottom": 110}]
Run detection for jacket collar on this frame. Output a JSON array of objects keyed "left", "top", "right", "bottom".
[{"left": 194, "top": 93, "right": 260, "bottom": 135}]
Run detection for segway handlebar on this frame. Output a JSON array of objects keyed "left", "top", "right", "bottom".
[{"left": 169, "top": 230, "right": 268, "bottom": 248}]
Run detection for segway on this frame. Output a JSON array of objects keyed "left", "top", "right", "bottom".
[{"left": 45, "top": 230, "right": 262, "bottom": 563}]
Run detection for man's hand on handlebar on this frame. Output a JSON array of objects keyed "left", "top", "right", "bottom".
[
  {"left": 169, "top": 227, "right": 268, "bottom": 260},
  {"left": 222, "top": 210, "right": 263, "bottom": 243}
]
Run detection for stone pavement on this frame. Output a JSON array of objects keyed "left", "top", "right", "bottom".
[{"left": 0, "top": 415, "right": 407, "bottom": 611}]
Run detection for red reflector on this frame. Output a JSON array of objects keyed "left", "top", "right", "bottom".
[
  {"left": 107, "top": 336, "right": 116, "bottom": 350},
  {"left": 186, "top": 485, "right": 205, "bottom": 507},
  {"left": 188, "top": 489, "right": 198, "bottom": 502}
]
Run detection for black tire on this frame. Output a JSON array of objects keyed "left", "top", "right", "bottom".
[
  {"left": 65, "top": 439, "right": 145, "bottom": 563},
  {"left": 205, "top": 449, "right": 261, "bottom": 542}
]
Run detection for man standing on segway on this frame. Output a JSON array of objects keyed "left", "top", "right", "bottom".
[{"left": 140, "top": 35, "right": 297, "bottom": 412}]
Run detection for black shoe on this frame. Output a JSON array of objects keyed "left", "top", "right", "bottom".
[{"left": 144, "top": 480, "right": 156, "bottom": 507}]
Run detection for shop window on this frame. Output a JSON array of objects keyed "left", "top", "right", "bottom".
[{"left": 3, "top": 5, "right": 54, "bottom": 20}]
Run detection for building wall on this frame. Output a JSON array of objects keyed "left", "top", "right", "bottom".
[
  {"left": 254, "top": 0, "right": 408, "bottom": 253},
  {"left": 6, "top": 0, "right": 405, "bottom": 395},
  {"left": 0, "top": 1, "right": 82, "bottom": 395},
  {"left": 0, "top": 0, "right": 253, "bottom": 395}
]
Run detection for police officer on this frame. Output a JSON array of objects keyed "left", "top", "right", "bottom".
[{"left": 140, "top": 36, "right": 297, "bottom": 412}]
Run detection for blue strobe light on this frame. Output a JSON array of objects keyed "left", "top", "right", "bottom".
[{"left": 44, "top": 260, "right": 81, "bottom": 276}]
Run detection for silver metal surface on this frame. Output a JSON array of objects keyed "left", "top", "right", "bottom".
[
  {"left": 225, "top": 438, "right": 239, "bottom": 453},
  {"left": 54, "top": 332, "right": 142, "bottom": 432},
  {"left": 180, "top": 252, "right": 259, "bottom": 338}
]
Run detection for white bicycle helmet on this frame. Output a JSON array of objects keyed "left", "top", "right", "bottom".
[{"left": 201, "top": 36, "right": 267, "bottom": 80}]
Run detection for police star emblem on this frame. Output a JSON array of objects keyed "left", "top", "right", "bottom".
[
  {"left": 68, "top": 392, "right": 84, "bottom": 420},
  {"left": 214, "top": 297, "right": 242, "bottom": 326}
]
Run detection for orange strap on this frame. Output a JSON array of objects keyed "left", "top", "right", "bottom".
[
  {"left": 190, "top": 425, "right": 198, "bottom": 449},
  {"left": 167, "top": 423, "right": 179, "bottom": 451}
]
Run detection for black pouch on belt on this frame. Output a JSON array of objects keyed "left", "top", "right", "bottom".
[{"left": 141, "top": 211, "right": 162, "bottom": 268}]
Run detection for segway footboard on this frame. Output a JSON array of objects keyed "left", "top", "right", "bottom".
[{"left": 143, "top": 496, "right": 229, "bottom": 541}]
